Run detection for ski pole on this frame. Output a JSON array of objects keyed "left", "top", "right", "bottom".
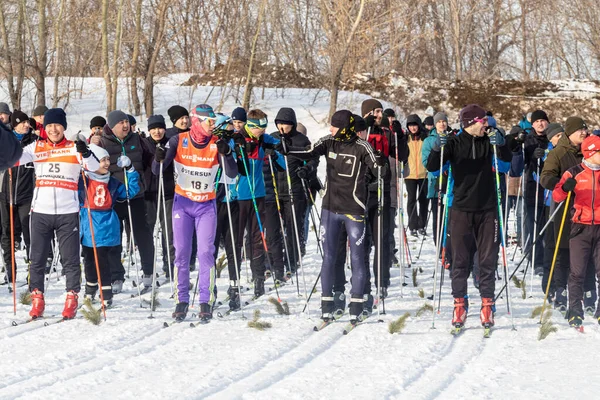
[
  {"left": 540, "top": 191, "right": 571, "bottom": 323},
  {"left": 80, "top": 167, "right": 107, "bottom": 320},
  {"left": 158, "top": 161, "right": 174, "bottom": 296},
  {"left": 8, "top": 169, "right": 16, "bottom": 315},
  {"left": 300, "top": 177, "right": 323, "bottom": 258},
  {"left": 267, "top": 155, "right": 294, "bottom": 279},
  {"left": 431, "top": 144, "right": 445, "bottom": 328},
  {"left": 123, "top": 165, "right": 143, "bottom": 304},
  {"left": 529, "top": 159, "right": 541, "bottom": 299},
  {"left": 415, "top": 208, "right": 432, "bottom": 260},
  {"left": 435, "top": 170, "right": 452, "bottom": 313},
  {"left": 376, "top": 165, "right": 383, "bottom": 322},
  {"left": 492, "top": 136, "right": 515, "bottom": 330},
  {"left": 238, "top": 147, "right": 282, "bottom": 301},
  {"left": 148, "top": 163, "right": 163, "bottom": 318},
  {"left": 279, "top": 136, "right": 309, "bottom": 306},
  {"left": 511, "top": 174, "right": 524, "bottom": 261},
  {"left": 221, "top": 153, "right": 245, "bottom": 319},
  {"left": 494, "top": 200, "right": 564, "bottom": 300},
  {"left": 394, "top": 136, "right": 405, "bottom": 297}
]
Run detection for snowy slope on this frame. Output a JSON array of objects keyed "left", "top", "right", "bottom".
[{"left": 1, "top": 78, "right": 599, "bottom": 399}]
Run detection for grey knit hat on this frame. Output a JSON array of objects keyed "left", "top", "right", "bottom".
[{"left": 433, "top": 112, "right": 448, "bottom": 125}]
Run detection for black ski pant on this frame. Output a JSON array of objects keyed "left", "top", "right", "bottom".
[
  {"left": 29, "top": 212, "right": 80, "bottom": 293},
  {"left": 568, "top": 224, "right": 600, "bottom": 317},
  {"left": 281, "top": 197, "right": 306, "bottom": 272},
  {"left": 0, "top": 199, "right": 31, "bottom": 281},
  {"left": 321, "top": 209, "right": 366, "bottom": 300},
  {"left": 146, "top": 197, "right": 175, "bottom": 275},
  {"left": 333, "top": 223, "right": 349, "bottom": 293},
  {"left": 364, "top": 199, "right": 391, "bottom": 293},
  {"left": 263, "top": 200, "right": 285, "bottom": 279},
  {"left": 405, "top": 178, "right": 428, "bottom": 231},
  {"left": 214, "top": 200, "right": 242, "bottom": 281},
  {"left": 82, "top": 245, "right": 117, "bottom": 301},
  {"left": 525, "top": 204, "right": 545, "bottom": 271},
  {"left": 115, "top": 197, "right": 154, "bottom": 276},
  {"left": 450, "top": 208, "right": 499, "bottom": 299},
  {"left": 237, "top": 198, "right": 266, "bottom": 280}
]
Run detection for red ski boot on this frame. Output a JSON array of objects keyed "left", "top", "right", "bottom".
[
  {"left": 29, "top": 289, "right": 45, "bottom": 319},
  {"left": 480, "top": 297, "right": 495, "bottom": 328},
  {"left": 452, "top": 297, "right": 468, "bottom": 328},
  {"left": 62, "top": 290, "right": 79, "bottom": 319}
]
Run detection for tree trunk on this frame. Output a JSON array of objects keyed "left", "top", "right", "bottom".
[
  {"left": 242, "top": 0, "right": 266, "bottom": 110},
  {"left": 450, "top": 0, "right": 462, "bottom": 80},
  {"left": 102, "top": 0, "right": 113, "bottom": 114},
  {"left": 52, "top": 0, "right": 67, "bottom": 107},
  {"left": 110, "top": 0, "right": 125, "bottom": 111},
  {"left": 130, "top": 0, "right": 143, "bottom": 116},
  {"left": 144, "top": 0, "right": 172, "bottom": 116},
  {"left": 36, "top": 0, "right": 47, "bottom": 107},
  {"left": 520, "top": 0, "right": 528, "bottom": 80}
]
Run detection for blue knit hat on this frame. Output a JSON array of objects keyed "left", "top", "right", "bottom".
[
  {"left": 44, "top": 108, "right": 67, "bottom": 129},
  {"left": 231, "top": 107, "right": 247, "bottom": 122}
]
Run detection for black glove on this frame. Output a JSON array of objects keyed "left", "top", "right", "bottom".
[
  {"left": 374, "top": 150, "right": 386, "bottom": 167},
  {"left": 155, "top": 145, "right": 166, "bottom": 162},
  {"left": 295, "top": 165, "right": 313, "bottom": 179},
  {"left": 561, "top": 177, "right": 577, "bottom": 192},
  {"left": 76, "top": 140, "right": 91, "bottom": 157},
  {"left": 216, "top": 139, "right": 231, "bottom": 155},
  {"left": 365, "top": 114, "right": 376, "bottom": 129},
  {"left": 391, "top": 120, "right": 403, "bottom": 135},
  {"left": 515, "top": 131, "right": 526, "bottom": 144},
  {"left": 533, "top": 147, "right": 546, "bottom": 159}
]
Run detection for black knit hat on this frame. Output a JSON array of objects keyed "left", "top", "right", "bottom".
[
  {"left": 531, "top": 110, "right": 549, "bottom": 123},
  {"left": 383, "top": 108, "right": 395, "bottom": 118},
  {"left": 127, "top": 114, "right": 137, "bottom": 126},
  {"left": 231, "top": 107, "right": 247, "bottom": 122},
  {"left": 459, "top": 104, "right": 486, "bottom": 129},
  {"left": 545, "top": 123, "right": 564, "bottom": 141},
  {"left": 565, "top": 117, "right": 587, "bottom": 136},
  {"left": 354, "top": 115, "right": 367, "bottom": 132},
  {"left": 361, "top": 99, "right": 383, "bottom": 117},
  {"left": 168, "top": 105, "right": 189, "bottom": 125},
  {"left": 423, "top": 116, "right": 434, "bottom": 126},
  {"left": 10, "top": 110, "right": 29, "bottom": 128},
  {"left": 44, "top": 108, "right": 67, "bottom": 129},
  {"left": 148, "top": 114, "right": 166, "bottom": 131},
  {"left": 331, "top": 110, "right": 353, "bottom": 129},
  {"left": 32, "top": 105, "right": 48, "bottom": 117},
  {"left": 90, "top": 116, "right": 107, "bottom": 129}
]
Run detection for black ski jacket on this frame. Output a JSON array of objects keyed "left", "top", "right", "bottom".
[
  {"left": 0, "top": 130, "right": 38, "bottom": 204},
  {"left": 523, "top": 132, "right": 549, "bottom": 207},
  {"left": 426, "top": 131, "right": 514, "bottom": 212},
  {"left": 290, "top": 134, "right": 379, "bottom": 215},
  {"left": 143, "top": 135, "right": 175, "bottom": 201}
]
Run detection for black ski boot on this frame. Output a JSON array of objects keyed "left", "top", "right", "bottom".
[
  {"left": 321, "top": 294, "right": 334, "bottom": 321},
  {"left": 333, "top": 291, "right": 346, "bottom": 319},
  {"left": 584, "top": 290, "right": 597, "bottom": 315},
  {"left": 362, "top": 294, "right": 374, "bottom": 318},
  {"left": 554, "top": 287, "right": 567, "bottom": 313},
  {"left": 228, "top": 285, "right": 241, "bottom": 311},
  {"left": 172, "top": 302, "right": 189, "bottom": 321},
  {"left": 254, "top": 277, "right": 265, "bottom": 298},
  {"left": 199, "top": 303, "right": 212, "bottom": 322},
  {"left": 349, "top": 296, "right": 364, "bottom": 323}
]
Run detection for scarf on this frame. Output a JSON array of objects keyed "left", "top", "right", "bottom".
[
  {"left": 583, "top": 160, "right": 600, "bottom": 171},
  {"left": 190, "top": 120, "right": 212, "bottom": 145},
  {"left": 86, "top": 170, "right": 111, "bottom": 184}
]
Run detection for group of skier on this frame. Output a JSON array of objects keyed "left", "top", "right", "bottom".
[{"left": 1, "top": 98, "right": 599, "bottom": 332}]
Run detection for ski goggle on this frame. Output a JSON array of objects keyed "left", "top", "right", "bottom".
[{"left": 246, "top": 118, "right": 268, "bottom": 130}]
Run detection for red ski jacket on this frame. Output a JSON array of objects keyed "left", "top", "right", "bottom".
[{"left": 553, "top": 162, "right": 600, "bottom": 225}]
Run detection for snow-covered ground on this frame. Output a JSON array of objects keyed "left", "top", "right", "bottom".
[{"left": 1, "top": 77, "right": 599, "bottom": 399}]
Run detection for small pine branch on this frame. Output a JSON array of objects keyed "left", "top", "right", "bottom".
[
  {"left": 388, "top": 312, "right": 410, "bottom": 334},
  {"left": 143, "top": 291, "right": 161, "bottom": 311},
  {"left": 215, "top": 253, "right": 227, "bottom": 278},
  {"left": 80, "top": 297, "right": 103, "bottom": 325},
  {"left": 538, "top": 311, "right": 557, "bottom": 341},
  {"left": 247, "top": 309, "right": 272, "bottom": 331},
  {"left": 19, "top": 291, "right": 32, "bottom": 305},
  {"left": 268, "top": 297, "right": 290, "bottom": 315},
  {"left": 512, "top": 276, "right": 527, "bottom": 299},
  {"left": 418, "top": 288, "right": 425, "bottom": 298},
  {"left": 531, "top": 305, "right": 544, "bottom": 319},
  {"left": 412, "top": 269, "right": 418, "bottom": 287},
  {"left": 415, "top": 303, "right": 434, "bottom": 317}
]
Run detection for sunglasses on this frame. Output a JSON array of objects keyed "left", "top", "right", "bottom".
[{"left": 473, "top": 117, "right": 488, "bottom": 124}]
